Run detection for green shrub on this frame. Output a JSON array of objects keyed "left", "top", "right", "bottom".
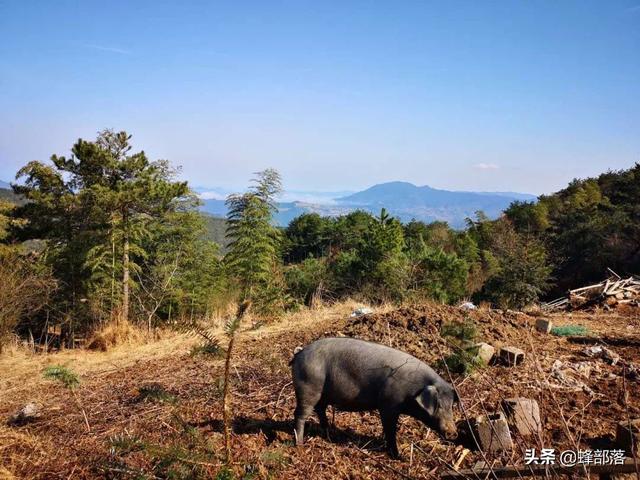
[
  {"left": 260, "top": 448, "right": 288, "bottom": 469},
  {"left": 109, "top": 432, "right": 145, "bottom": 455},
  {"left": 442, "top": 348, "right": 485, "bottom": 375},
  {"left": 43, "top": 365, "right": 80, "bottom": 389},
  {"left": 551, "top": 325, "right": 589, "bottom": 337},
  {"left": 441, "top": 319, "right": 478, "bottom": 342},
  {"left": 284, "top": 257, "right": 327, "bottom": 306},
  {"left": 190, "top": 342, "right": 225, "bottom": 358},
  {"left": 137, "top": 383, "right": 177, "bottom": 404},
  {"left": 440, "top": 319, "right": 484, "bottom": 375},
  {"left": 215, "top": 466, "right": 235, "bottom": 480}
]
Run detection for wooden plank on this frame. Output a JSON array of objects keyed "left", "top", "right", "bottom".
[
  {"left": 605, "top": 280, "right": 622, "bottom": 295},
  {"left": 544, "top": 297, "right": 568, "bottom": 307},
  {"left": 608, "top": 267, "right": 622, "bottom": 279},
  {"left": 441, "top": 458, "right": 640, "bottom": 479},
  {"left": 571, "top": 283, "right": 606, "bottom": 294}
]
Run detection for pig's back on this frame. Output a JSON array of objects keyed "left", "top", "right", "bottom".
[{"left": 294, "top": 337, "right": 431, "bottom": 410}]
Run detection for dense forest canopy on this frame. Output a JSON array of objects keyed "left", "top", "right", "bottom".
[
  {"left": 505, "top": 163, "right": 640, "bottom": 295},
  {"left": 0, "top": 130, "right": 638, "bottom": 351}
]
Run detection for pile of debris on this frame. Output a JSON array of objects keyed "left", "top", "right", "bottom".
[{"left": 543, "top": 272, "right": 640, "bottom": 311}]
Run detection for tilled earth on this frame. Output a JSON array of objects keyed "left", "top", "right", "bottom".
[{"left": 2, "top": 304, "right": 640, "bottom": 479}]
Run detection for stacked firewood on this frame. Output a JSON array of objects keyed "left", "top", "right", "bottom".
[{"left": 543, "top": 272, "right": 640, "bottom": 311}]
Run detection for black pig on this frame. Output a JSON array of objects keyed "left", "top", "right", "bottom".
[{"left": 291, "top": 337, "right": 458, "bottom": 458}]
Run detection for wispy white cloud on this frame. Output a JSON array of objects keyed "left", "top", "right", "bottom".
[
  {"left": 198, "top": 189, "right": 347, "bottom": 205},
  {"left": 473, "top": 163, "right": 499, "bottom": 170},
  {"left": 198, "top": 191, "right": 227, "bottom": 200},
  {"left": 84, "top": 44, "right": 131, "bottom": 55},
  {"left": 279, "top": 192, "right": 339, "bottom": 204}
]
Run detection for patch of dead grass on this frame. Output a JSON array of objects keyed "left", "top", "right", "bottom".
[
  {"left": 0, "top": 301, "right": 371, "bottom": 408},
  {"left": 0, "top": 426, "right": 47, "bottom": 479},
  {"left": 86, "top": 319, "right": 147, "bottom": 351}
]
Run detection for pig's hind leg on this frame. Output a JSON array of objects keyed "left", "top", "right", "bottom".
[
  {"left": 314, "top": 401, "right": 330, "bottom": 440},
  {"left": 293, "top": 384, "right": 322, "bottom": 446}
]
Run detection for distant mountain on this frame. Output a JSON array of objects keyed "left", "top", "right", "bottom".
[
  {"left": 0, "top": 181, "right": 23, "bottom": 204},
  {"left": 199, "top": 181, "right": 535, "bottom": 229},
  {"left": 336, "top": 182, "right": 534, "bottom": 227},
  {"left": 200, "top": 199, "right": 345, "bottom": 226},
  {"left": 338, "top": 182, "right": 530, "bottom": 208},
  {"left": 200, "top": 198, "right": 228, "bottom": 217},
  {"left": 476, "top": 191, "right": 537, "bottom": 201}
]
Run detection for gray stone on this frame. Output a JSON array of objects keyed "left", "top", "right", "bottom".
[
  {"left": 535, "top": 318, "right": 552, "bottom": 334},
  {"left": 9, "top": 402, "right": 42, "bottom": 426},
  {"left": 502, "top": 398, "right": 541, "bottom": 437},
  {"left": 499, "top": 346, "right": 525, "bottom": 366},
  {"left": 474, "top": 342, "right": 495, "bottom": 365},
  {"left": 616, "top": 419, "right": 640, "bottom": 457},
  {"left": 472, "top": 413, "right": 513, "bottom": 453}
]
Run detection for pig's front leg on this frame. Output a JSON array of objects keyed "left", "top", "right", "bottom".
[{"left": 380, "top": 409, "right": 400, "bottom": 459}]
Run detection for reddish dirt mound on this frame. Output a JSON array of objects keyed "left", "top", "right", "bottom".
[
  {"left": 340, "top": 304, "right": 534, "bottom": 364},
  {"left": 339, "top": 304, "right": 640, "bottom": 470}
]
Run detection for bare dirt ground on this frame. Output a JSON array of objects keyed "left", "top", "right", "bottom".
[{"left": 2, "top": 302, "right": 640, "bottom": 479}]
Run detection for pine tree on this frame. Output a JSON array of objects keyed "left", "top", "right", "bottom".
[
  {"left": 221, "top": 300, "right": 251, "bottom": 462},
  {"left": 224, "top": 169, "right": 283, "bottom": 312},
  {"left": 14, "top": 130, "right": 191, "bottom": 332}
]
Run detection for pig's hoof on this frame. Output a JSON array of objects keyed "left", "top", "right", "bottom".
[{"left": 388, "top": 450, "right": 401, "bottom": 460}]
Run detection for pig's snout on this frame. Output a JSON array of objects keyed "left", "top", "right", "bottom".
[
  {"left": 443, "top": 427, "right": 458, "bottom": 441},
  {"left": 439, "top": 421, "right": 458, "bottom": 441}
]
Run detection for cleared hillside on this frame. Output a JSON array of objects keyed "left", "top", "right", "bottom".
[{"left": 2, "top": 303, "right": 639, "bottom": 479}]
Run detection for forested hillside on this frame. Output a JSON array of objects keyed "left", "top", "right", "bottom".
[
  {"left": 505, "top": 163, "right": 640, "bottom": 295},
  {"left": 0, "top": 186, "right": 23, "bottom": 205},
  {"left": 0, "top": 129, "right": 638, "bottom": 352},
  {"left": 200, "top": 181, "right": 534, "bottom": 228},
  {"left": 0, "top": 131, "right": 228, "bottom": 351},
  {"left": 202, "top": 214, "right": 229, "bottom": 253},
  {"left": 1, "top": 184, "right": 227, "bottom": 250}
]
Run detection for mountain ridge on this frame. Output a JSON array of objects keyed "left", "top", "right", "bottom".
[
  {"left": 338, "top": 181, "right": 535, "bottom": 207},
  {"left": 2, "top": 178, "right": 535, "bottom": 228},
  {"left": 201, "top": 181, "right": 535, "bottom": 228}
]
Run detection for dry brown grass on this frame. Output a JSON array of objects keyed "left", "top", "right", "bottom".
[
  {"left": 0, "top": 301, "right": 399, "bottom": 479},
  {"left": 0, "top": 427, "right": 45, "bottom": 479},
  {"left": 0, "top": 467, "right": 18, "bottom": 480},
  {"left": 3, "top": 301, "right": 640, "bottom": 479},
  {"left": 86, "top": 319, "right": 147, "bottom": 351},
  {"left": 0, "top": 332, "right": 196, "bottom": 404},
  {"left": 0, "top": 301, "right": 371, "bottom": 405},
  {"left": 477, "top": 300, "right": 492, "bottom": 310},
  {"left": 0, "top": 300, "right": 391, "bottom": 479}
]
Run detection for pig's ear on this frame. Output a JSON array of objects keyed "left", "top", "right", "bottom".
[{"left": 415, "top": 385, "right": 438, "bottom": 416}]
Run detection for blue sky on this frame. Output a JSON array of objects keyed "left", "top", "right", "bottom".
[{"left": 1, "top": 0, "right": 639, "bottom": 195}]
